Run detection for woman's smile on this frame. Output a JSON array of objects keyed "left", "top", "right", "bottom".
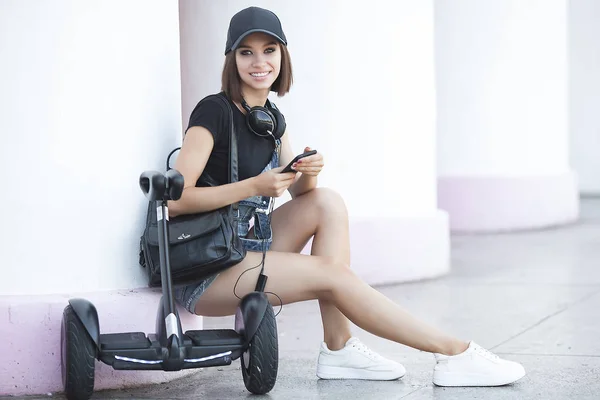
[{"left": 250, "top": 71, "right": 272, "bottom": 80}]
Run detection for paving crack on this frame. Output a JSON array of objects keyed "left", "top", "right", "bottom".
[
  {"left": 400, "top": 386, "right": 428, "bottom": 398},
  {"left": 491, "top": 288, "right": 600, "bottom": 351}
]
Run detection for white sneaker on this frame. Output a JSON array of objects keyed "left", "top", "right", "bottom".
[
  {"left": 316, "top": 337, "right": 406, "bottom": 380},
  {"left": 432, "top": 341, "right": 526, "bottom": 387}
]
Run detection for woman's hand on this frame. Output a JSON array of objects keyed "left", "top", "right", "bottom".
[
  {"left": 292, "top": 147, "right": 324, "bottom": 176},
  {"left": 251, "top": 167, "right": 297, "bottom": 197}
]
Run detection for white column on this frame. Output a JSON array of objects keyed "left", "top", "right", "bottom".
[
  {"left": 180, "top": 0, "right": 449, "bottom": 285},
  {"left": 436, "top": 0, "right": 579, "bottom": 232},
  {"left": 0, "top": 0, "right": 200, "bottom": 395},
  {"left": 569, "top": 0, "right": 600, "bottom": 195},
  {"left": 324, "top": 0, "right": 449, "bottom": 283}
]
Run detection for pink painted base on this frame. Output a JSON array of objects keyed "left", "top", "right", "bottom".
[
  {"left": 0, "top": 288, "right": 203, "bottom": 396},
  {"left": 437, "top": 171, "right": 580, "bottom": 232}
]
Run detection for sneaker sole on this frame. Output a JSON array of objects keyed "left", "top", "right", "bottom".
[
  {"left": 317, "top": 365, "right": 406, "bottom": 381},
  {"left": 433, "top": 370, "right": 526, "bottom": 387}
]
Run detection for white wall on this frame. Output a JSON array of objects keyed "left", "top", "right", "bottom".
[
  {"left": 0, "top": 0, "right": 183, "bottom": 295},
  {"left": 326, "top": 0, "right": 438, "bottom": 216},
  {"left": 569, "top": 0, "right": 600, "bottom": 194},
  {"left": 436, "top": 0, "right": 569, "bottom": 177}
]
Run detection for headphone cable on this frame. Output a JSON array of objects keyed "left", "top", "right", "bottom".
[{"left": 232, "top": 135, "right": 283, "bottom": 317}]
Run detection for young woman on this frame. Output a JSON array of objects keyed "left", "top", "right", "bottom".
[{"left": 170, "top": 6, "right": 526, "bottom": 387}]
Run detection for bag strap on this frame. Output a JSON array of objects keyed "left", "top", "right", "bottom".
[
  {"left": 213, "top": 93, "right": 238, "bottom": 184},
  {"left": 214, "top": 93, "right": 240, "bottom": 213},
  {"left": 166, "top": 93, "right": 239, "bottom": 212},
  {"left": 166, "top": 147, "right": 179, "bottom": 171}
]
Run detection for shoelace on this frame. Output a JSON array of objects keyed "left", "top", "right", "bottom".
[
  {"left": 350, "top": 341, "right": 383, "bottom": 360},
  {"left": 474, "top": 346, "right": 500, "bottom": 361}
]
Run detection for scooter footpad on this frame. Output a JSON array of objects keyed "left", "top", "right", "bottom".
[
  {"left": 185, "top": 329, "right": 242, "bottom": 346},
  {"left": 100, "top": 332, "right": 151, "bottom": 350}
]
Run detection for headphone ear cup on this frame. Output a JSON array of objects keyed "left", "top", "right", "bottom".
[
  {"left": 269, "top": 107, "right": 286, "bottom": 140},
  {"left": 247, "top": 107, "right": 277, "bottom": 137}
]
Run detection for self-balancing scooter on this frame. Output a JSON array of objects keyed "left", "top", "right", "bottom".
[{"left": 60, "top": 168, "right": 278, "bottom": 399}]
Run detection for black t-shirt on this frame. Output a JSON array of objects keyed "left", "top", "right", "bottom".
[{"left": 186, "top": 92, "right": 276, "bottom": 186}]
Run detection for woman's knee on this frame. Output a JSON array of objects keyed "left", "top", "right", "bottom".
[
  {"left": 307, "top": 187, "right": 348, "bottom": 217},
  {"left": 316, "top": 257, "right": 355, "bottom": 298}
]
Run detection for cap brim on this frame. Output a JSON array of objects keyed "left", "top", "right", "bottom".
[{"left": 227, "top": 29, "right": 287, "bottom": 54}]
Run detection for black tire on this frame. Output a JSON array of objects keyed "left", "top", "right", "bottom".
[
  {"left": 61, "top": 305, "right": 96, "bottom": 400},
  {"left": 241, "top": 302, "right": 278, "bottom": 394}
]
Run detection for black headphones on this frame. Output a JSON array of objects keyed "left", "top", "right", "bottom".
[{"left": 241, "top": 98, "right": 286, "bottom": 141}]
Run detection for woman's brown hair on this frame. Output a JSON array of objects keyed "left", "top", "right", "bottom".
[{"left": 221, "top": 44, "right": 293, "bottom": 104}]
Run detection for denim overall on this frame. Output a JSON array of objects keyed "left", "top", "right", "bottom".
[{"left": 175, "top": 140, "right": 280, "bottom": 313}]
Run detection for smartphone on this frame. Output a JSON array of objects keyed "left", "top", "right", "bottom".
[{"left": 281, "top": 150, "right": 317, "bottom": 173}]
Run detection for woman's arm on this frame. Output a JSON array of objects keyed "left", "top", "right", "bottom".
[
  {"left": 290, "top": 171, "right": 318, "bottom": 198},
  {"left": 167, "top": 126, "right": 258, "bottom": 217}
]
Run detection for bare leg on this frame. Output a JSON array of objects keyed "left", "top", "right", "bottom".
[
  {"left": 267, "top": 188, "right": 352, "bottom": 350},
  {"left": 195, "top": 228, "right": 468, "bottom": 356}
]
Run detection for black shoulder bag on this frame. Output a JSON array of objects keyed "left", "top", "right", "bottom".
[{"left": 139, "top": 93, "right": 246, "bottom": 287}]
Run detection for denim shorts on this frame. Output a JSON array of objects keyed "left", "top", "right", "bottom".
[{"left": 174, "top": 142, "right": 280, "bottom": 314}]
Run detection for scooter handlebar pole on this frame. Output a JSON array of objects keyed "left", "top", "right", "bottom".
[{"left": 156, "top": 200, "right": 177, "bottom": 329}]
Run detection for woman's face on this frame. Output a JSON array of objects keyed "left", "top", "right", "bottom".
[{"left": 235, "top": 32, "right": 281, "bottom": 93}]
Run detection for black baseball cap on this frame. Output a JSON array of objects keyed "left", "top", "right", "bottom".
[{"left": 225, "top": 7, "right": 287, "bottom": 55}]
